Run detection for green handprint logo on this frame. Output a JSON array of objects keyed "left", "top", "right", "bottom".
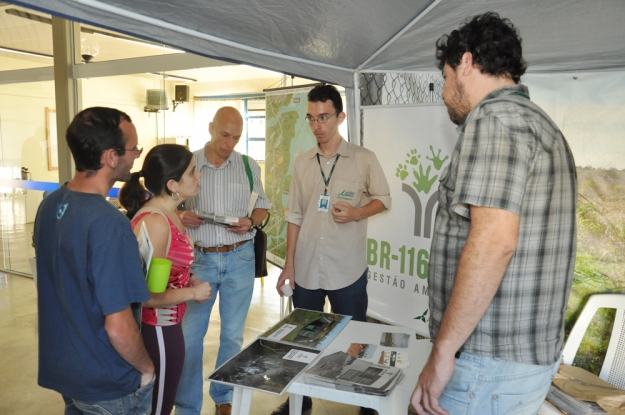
[
  {"left": 412, "top": 164, "right": 438, "bottom": 193},
  {"left": 426, "top": 145, "right": 449, "bottom": 170},
  {"left": 396, "top": 146, "right": 448, "bottom": 195},
  {"left": 395, "top": 164, "right": 409, "bottom": 181}
]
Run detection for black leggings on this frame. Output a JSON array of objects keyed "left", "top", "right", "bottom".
[{"left": 141, "top": 323, "right": 186, "bottom": 415}]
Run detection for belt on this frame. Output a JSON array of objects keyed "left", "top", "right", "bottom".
[{"left": 194, "top": 240, "right": 248, "bottom": 253}]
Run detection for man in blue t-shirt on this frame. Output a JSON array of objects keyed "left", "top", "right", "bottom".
[{"left": 34, "top": 107, "right": 155, "bottom": 414}]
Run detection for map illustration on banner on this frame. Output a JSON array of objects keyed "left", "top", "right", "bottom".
[
  {"left": 364, "top": 104, "right": 457, "bottom": 336},
  {"left": 264, "top": 85, "right": 317, "bottom": 266}
]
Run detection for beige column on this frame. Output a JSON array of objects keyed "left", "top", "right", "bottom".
[{"left": 51, "top": 17, "right": 82, "bottom": 183}]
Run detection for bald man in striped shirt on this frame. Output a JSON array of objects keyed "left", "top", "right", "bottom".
[{"left": 174, "top": 107, "right": 270, "bottom": 415}]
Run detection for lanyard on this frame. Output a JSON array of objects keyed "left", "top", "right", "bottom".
[{"left": 316, "top": 153, "right": 340, "bottom": 195}]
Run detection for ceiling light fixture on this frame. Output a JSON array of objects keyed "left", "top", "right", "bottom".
[{"left": 81, "top": 36, "right": 100, "bottom": 63}]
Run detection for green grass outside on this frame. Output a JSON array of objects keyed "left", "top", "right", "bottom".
[{"left": 566, "top": 168, "right": 625, "bottom": 376}]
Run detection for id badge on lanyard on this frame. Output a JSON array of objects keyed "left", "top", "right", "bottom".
[
  {"left": 318, "top": 194, "right": 330, "bottom": 212},
  {"left": 317, "top": 153, "right": 339, "bottom": 212}
]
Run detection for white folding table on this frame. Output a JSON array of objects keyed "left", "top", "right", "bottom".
[{"left": 231, "top": 320, "right": 432, "bottom": 415}]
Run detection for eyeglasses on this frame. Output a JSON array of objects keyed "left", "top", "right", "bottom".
[
  {"left": 122, "top": 144, "right": 143, "bottom": 155},
  {"left": 305, "top": 113, "right": 338, "bottom": 124}
]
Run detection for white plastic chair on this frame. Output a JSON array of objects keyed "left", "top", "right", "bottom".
[{"left": 539, "top": 293, "right": 625, "bottom": 414}]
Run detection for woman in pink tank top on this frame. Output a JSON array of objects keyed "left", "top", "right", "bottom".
[{"left": 120, "top": 144, "right": 212, "bottom": 415}]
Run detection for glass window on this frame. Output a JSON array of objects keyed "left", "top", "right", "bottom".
[{"left": 0, "top": 80, "right": 58, "bottom": 275}]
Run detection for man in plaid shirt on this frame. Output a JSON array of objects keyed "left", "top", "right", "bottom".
[{"left": 411, "top": 12, "right": 577, "bottom": 415}]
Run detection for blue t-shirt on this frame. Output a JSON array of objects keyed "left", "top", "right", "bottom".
[{"left": 35, "top": 185, "right": 150, "bottom": 401}]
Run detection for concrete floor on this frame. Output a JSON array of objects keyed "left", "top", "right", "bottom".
[{"left": 0, "top": 265, "right": 375, "bottom": 415}]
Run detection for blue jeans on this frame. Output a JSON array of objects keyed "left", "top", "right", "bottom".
[
  {"left": 63, "top": 378, "right": 155, "bottom": 415},
  {"left": 292, "top": 269, "right": 368, "bottom": 322},
  {"left": 439, "top": 352, "right": 561, "bottom": 415},
  {"left": 174, "top": 240, "right": 255, "bottom": 414}
]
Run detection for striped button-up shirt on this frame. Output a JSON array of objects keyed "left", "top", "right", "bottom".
[
  {"left": 428, "top": 84, "right": 578, "bottom": 366},
  {"left": 186, "top": 147, "right": 270, "bottom": 248}
]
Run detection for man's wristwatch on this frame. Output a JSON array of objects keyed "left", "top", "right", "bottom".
[{"left": 248, "top": 216, "right": 257, "bottom": 229}]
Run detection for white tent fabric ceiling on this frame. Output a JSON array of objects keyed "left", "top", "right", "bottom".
[{"left": 12, "top": 0, "right": 625, "bottom": 88}]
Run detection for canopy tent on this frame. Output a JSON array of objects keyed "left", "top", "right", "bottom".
[
  {"left": 8, "top": 0, "right": 625, "bottom": 332},
  {"left": 12, "top": 0, "right": 625, "bottom": 88},
  {"left": 13, "top": 0, "right": 625, "bottom": 163}
]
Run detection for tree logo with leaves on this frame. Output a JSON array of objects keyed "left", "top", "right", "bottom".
[
  {"left": 394, "top": 146, "right": 449, "bottom": 238},
  {"left": 396, "top": 146, "right": 448, "bottom": 194}
]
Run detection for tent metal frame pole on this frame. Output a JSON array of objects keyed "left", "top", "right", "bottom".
[
  {"left": 353, "top": 71, "right": 361, "bottom": 146},
  {"left": 357, "top": 0, "right": 442, "bottom": 70},
  {"left": 74, "top": 0, "right": 352, "bottom": 74},
  {"left": 363, "top": 69, "right": 442, "bottom": 74}
]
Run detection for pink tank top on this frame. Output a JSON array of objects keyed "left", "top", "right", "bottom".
[{"left": 131, "top": 211, "right": 194, "bottom": 326}]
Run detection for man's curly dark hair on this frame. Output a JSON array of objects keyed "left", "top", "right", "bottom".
[{"left": 435, "top": 12, "right": 527, "bottom": 83}]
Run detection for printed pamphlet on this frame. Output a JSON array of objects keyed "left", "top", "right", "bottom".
[
  {"left": 380, "top": 332, "right": 410, "bottom": 348},
  {"left": 345, "top": 343, "right": 410, "bottom": 368},
  {"left": 304, "top": 351, "right": 403, "bottom": 396},
  {"left": 207, "top": 308, "right": 351, "bottom": 395},
  {"left": 137, "top": 221, "right": 154, "bottom": 278},
  {"left": 259, "top": 308, "right": 351, "bottom": 351},
  {"left": 208, "top": 339, "right": 320, "bottom": 395}
]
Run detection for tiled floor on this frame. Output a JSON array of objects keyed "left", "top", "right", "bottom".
[{"left": 0, "top": 266, "right": 371, "bottom": 415}]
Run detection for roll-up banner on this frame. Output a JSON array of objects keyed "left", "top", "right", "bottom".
[{"left": 364, "top": 104, "right": 457, "bottom": 336}]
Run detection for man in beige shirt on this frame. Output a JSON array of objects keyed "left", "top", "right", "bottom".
[{"left": 273, "top": 84, "right": 391, "bottom": 415}]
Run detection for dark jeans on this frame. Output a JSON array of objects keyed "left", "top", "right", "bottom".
[{"left": 292, "top": 268, "right": 368, "bottom": 322}]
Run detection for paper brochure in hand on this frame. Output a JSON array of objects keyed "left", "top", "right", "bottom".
[
  {"left": 137, "top": 221, "right": 154, "bottom": 278},
  {"left": 195, "top": 210, "right": 238, "bottom": 227}
]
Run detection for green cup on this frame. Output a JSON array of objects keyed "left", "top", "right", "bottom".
[{"left": 146, "top": 258, "right": 172, "bottom": 293}]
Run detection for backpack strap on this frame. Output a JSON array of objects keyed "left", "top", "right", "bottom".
[{"left": 242, "top": 155, "right": 254, "bottom": 194}]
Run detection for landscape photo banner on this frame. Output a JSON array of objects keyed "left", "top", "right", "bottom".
[
  {"left": 364, "top": 104, "right": 457, "bottom": 336},
  {"left": 264, "top": 85, "right": 318, "bottom": 266}
]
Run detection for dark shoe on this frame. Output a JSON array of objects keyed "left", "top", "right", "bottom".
[
  {"left": 271, "top": 396, "right": 312, "bottom": 415},
  {"left": 216, "top": 403, "right": 232, "bottom": 415},
  {"left": 359, "top": 407, "right": 377, "bottom": 415}
]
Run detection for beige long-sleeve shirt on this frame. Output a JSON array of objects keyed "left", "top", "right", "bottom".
[{"left": 286, "top": 139, "right": 391, "bottom": 290}]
